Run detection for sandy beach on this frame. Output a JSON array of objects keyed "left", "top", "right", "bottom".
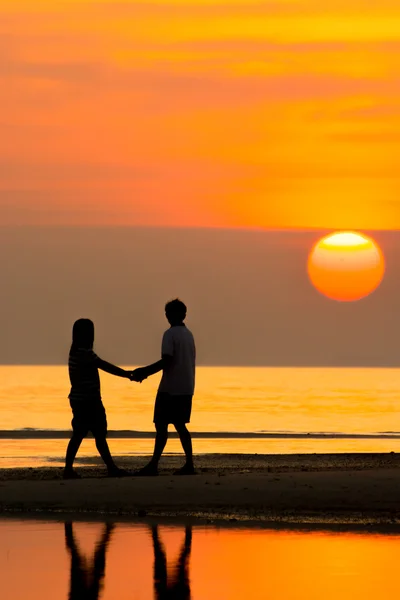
[{"left": 1, "top": 453, "right": 400, "bottom": 524}]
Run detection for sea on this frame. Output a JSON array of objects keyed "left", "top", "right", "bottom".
[
  {"left": 1, "top": 518, "right": 399, "bottom": 599},
  {"left": 1, "top": 366, "right": 400, "bottom": 467}
]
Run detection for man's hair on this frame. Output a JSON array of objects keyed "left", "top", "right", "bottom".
[{"left": 165, "top": 298, "right": 187, "bottom": 321}]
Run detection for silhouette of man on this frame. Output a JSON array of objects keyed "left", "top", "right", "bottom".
[
  {"left": 64, "top": 522, "right": 114, "bottom": 600},
  {"left": 151, "top": 525, "right": 192, "bottom": 600},
  {"left": 132, "top": 299, "right": 196, "bottom": 476}
]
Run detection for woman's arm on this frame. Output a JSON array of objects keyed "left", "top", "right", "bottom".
[{"left": 96, "top": 357, "right": 130, "bottom": 378}]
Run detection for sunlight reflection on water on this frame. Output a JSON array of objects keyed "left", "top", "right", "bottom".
[{"left": 2, "top": 366, "right": 400, "bottom": 465}]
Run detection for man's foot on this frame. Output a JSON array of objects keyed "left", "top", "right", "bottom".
[
  {"left": 63, "top": 468, "right": 81, "bottom": 480},
  {"left": 107, "top": 467, "right": 131, "bottom": 478},
  {"left": 134, "top": 463, "right": 159, "bottom": 477},
  {"left": 173, "top": 464, "right": 196, "bottom": 476}
]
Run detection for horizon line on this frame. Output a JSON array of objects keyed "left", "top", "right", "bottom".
[
  {"left": 0, "top": 364, "right": 399, "bottom": 369},
  {"left": 0, "top": 224, "right": 399, "bottom": 234},
  {"left": 1, "top": 430, "right": 400, "bottom": 440}
]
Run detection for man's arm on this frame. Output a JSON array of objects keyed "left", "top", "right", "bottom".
[
  {"left": 144, "top": 354, "right": 174, "bottom": 376},
  {"left": 131, "top": 355, "right": 173, "bottom": 381},
  {"left": 96, "top": 357, "right": 130, "bottom": 378}
]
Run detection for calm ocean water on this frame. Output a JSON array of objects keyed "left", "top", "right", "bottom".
[
  {"left": 1, "top": 518, "right": 400, "bottom": 599},
  {"left": 1, "top": 366, "right": 400, "bottom": 466}
]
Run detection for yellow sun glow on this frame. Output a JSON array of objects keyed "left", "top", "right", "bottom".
[{"left": 308, "top": 231, "right": 385, "bottom": 302}]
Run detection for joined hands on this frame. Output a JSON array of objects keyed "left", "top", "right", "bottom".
[{"left": 129, "top": 367, "right": 148, "bottom": 383}]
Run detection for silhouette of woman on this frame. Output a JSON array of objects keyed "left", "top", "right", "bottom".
[
  {"left": 151, "top": 525, "right": 192, "bottom": 600},
  {"left": 64, "top": 522, "right": 114, "bottom": 600},
  {"left": 64, "top": 318, "right": 134, "bottom": 478}
]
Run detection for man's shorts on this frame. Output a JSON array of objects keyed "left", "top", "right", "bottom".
[{"left": 153, "top": 392, "right": 193, "bottom": 425}]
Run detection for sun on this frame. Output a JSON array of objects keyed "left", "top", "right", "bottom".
[{"left": 308, "top": 231, "right": 385, "bottom": 302}]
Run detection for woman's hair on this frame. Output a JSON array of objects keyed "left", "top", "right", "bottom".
[{"left": 71, "top": 318, "right": 95, "bottom": 350}]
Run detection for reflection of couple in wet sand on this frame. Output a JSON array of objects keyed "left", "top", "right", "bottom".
[
  {"left": 65, "top": 523, "right": 192, "bottom": 600},
  {"left": 152, "top": 526, "right": 192, "bottom": 600},
  {"left": 65, "top": 522, "right": 114, "bottom": 600},
  {"left": 64, "top": 299, "right": 196, "bottom": 479}
]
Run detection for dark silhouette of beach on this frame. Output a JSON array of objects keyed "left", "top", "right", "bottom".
[{"left": 4, "top": 454, "right": 400, "bottom": 523}]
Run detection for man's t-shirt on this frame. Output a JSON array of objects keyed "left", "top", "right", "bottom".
[
  {"left": 158, "top": 325, "right": 196, "bottom": 396},
  {"left": 68, "top": 347, "right": 101, "bottom": 405}
]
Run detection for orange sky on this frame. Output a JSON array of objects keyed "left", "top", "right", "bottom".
[{"left": 1, "top": 1, "right": 400, "bottom": 229}]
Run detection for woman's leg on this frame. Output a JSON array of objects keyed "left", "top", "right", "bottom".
[
  {"left": 64, "top": 433, "right": 84, "bottom": 477},
  {"left": 94, "top": 435, "right": 130, "bottom": 476},
  {"left": 94, "top": 435, "right": 117, "bottom": 471}
]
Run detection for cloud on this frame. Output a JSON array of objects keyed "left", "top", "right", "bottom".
[
  {"left": 0, "top": 161, "right": 153, "bottom": 186},
  {"left": 161, "top": 38, "right": 400, "bottom": 55},
  {"left": 3, "top": 53, "right": 398, "bottom": 102},
  {"left": 1, "top": 59, "right": 107, "bottom": 82}
]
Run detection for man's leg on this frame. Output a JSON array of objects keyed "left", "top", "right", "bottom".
[
  {"left": 174, "top": 423, "right": 195, "bottom": 474},
  {"left": 152, "top": 422, "right": 169, "bottom": 465},
  {"left": 136, "top": 422, "right": 168, "bottom": 475},
  {"left": 64, "top": 433, "right": 84, "bottom": 478}
]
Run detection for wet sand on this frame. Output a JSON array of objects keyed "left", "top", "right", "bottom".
[{"left": 1, "top": 453, "right": 400, "bottom": 524}]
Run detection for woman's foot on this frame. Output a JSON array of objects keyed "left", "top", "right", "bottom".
[
  {"left": 134, "top": 463, "right": 159, "bottom": 477},
  {"left": 173, "top": 463, "right": 196, "bottom": 476},
  {"left": 107, "top": 467, "right": 131, "bottom": 478},
  {"left": 63, "top": 468, "right": 81, "bottom": 480}
]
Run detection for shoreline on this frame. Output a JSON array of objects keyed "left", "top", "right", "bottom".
[
  {"left": 2, "top": 453, "right": 400, "bottom": 525},
  {"left": 2, "top": 430, "right": 400, "bottom": 440},
  {"left": 3, "top": 510, "right": 400, "bottom": 533}
]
